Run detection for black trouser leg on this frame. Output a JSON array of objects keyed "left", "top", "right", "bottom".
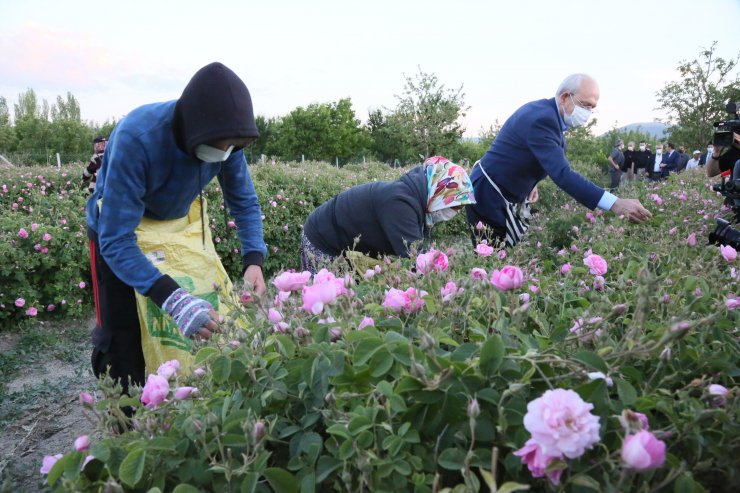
[{"left": 88, "top": 229, "right": 146, "bottom": 396}]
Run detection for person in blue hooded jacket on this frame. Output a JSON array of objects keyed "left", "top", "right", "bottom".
[
  {"left": 466, "top": 73, "right": 652, "bottom": 246},
  {"left": 86, "top": 62, "right": 266, "bottom": 393}
]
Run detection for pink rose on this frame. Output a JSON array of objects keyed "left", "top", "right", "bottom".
[
  {"left": 593, "top": 275, "right": 605, "bottom": 291},
  {"left": 475, "top": 243, "right": 494, "bottom": 257},
  {"left": 404, "top": 288, "right": 427, "bottom": 313},
  {"left": 467, "top": 398, "right": 480, "bottom": 418},
  {"left": 301, "top": 280, "right": 339, "bottom": 315},
  {"left": 725, "top": 296, "right": 740, "bottom": 310},
  {"left": 26, "top": 307, "right": 38, "bottom": 317},
  {"left": 74, "top": 435, "right": 91, "bottom": 452},
  {"left": 708, "top": 384, "right": 728, "bottom": 396},
  {"left": 42, "top": 233, "right": 52, "bottom": 241},
  {"left": 560, "top": 263, "right": 571, "bottom": 274},
  {"left": 416, "top": 249, "right": 449, "bottom": 274},
  {"left": 621, "top": 430, "right": 666, "bottom": 470},
  {"left": 268, "top": 308, "right": 283, "bottom": 323},
  {"left": 440, "top": 281, "right": 463, "bottom": 302},
  {"left": 720, "top": 245, "right": 737, "bottom": 262},
  {"left": 173, "top": 386, "right": 198, "bottom": 400},
  {"left": 471, "top": 267, "right": 487, "bottom": 280},
  {"left": 364, "top": 269, "right": 376, "bottom": 279},
  {"left": 490, "top": 265, "right": 524, "bottom": 291},
  {"left": 475, "top": 221, "right": 485, "bottom": 230},
  {"left": 498, "top": 250, "right": 507, "bottom": 259},
  {"left": 583, "top": 254, "right": 608, "bottom": 275},
  {"left": 687, "top": 233, "right": 697, "bottom": 247},
  {"left": 227, "top": 220, "right": 236, "bottom": 228},
  {"left": 15, "top": 298, "right": 25, "bottom": 308},
  {"left": 383, "top": 288, "right": 407, "bottom": 313},
  {"left": 157, "top": 359, "right": 180, "bottom": 380},
  {"left": 523, "top": 389, "right": 601, "bottom": 459},
  {"left": 141, "top": 374, "right": 170, "bottom": 408},
  {"left": 40, "top": 454, "right": 63, "bottom": 475},
  {"left": 18, "top": 228, "right": 29, "bottom": 239},
  {"left": 79, "top": 392, "right": 95, "bottom": 407},
  {"left": 514, "top": 438, "right": 563, "bottom": 485},
  {"left": 273, "top": 270, "right": 312, "bottom": 292},
  {"left": 358, "top": 316, "right": 375, "bottom": 330}
]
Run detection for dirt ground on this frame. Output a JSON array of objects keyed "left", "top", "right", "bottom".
[{"left": 0, "top": 316, "right": 99, "bottom": 493}]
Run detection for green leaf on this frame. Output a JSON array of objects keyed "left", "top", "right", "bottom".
[
  {"left": 438, "top": 448, "right": 466, "bottom": 470},
  {"left": 673, "top": 472, "right": 701, "bottom": 493},
  {"left": 569, "top": 474, "right": 601, "bottom": 491},
  {"left": 497, "top": 482, "right": 531, "bottom": 493},
  {"left": 354, "top": 337, "right": 384, "bottom": 365},
  {"left": 172, "top": 485, "right": 202, "bottom": 493},
  {"left": 316, "top": 456, "right": 341, "bottom": 483},
  {"left": 370, "top": 350, "right": 394, "bottom": 377},
  {"left": 263, "top": 467, "right": 299, "bottom": 493},
  {"left": 146, "top": 488, "right": 163, "bottom": 493},
  {"left": 90, "top": 441, "right": 111, "bottom": 462},
  {"left": 616, "top": 378, "right": 638, "bottom": 406},
  {"left": 211, "top": 354, "right": 232, "bottom": 383},
  {"left": 193, "top": 346, "right": 220, "bottom": 366},
  {"left": 240, "top": 472, "right": 258, "bottom": 493},
  {"left": 480, "top": 335, "right": 505, "bottom": 375},
  {"left": 573, "top": 350, "right": 608, "bottom": 373},
  {"left": 119, "top": 448, "right": 146, "bottom": 487},
  {"left": 300, "top": 471, "right": 316, "bottom": 493}
]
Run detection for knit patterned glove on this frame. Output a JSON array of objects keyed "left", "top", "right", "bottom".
[{"left": 162, "top": 288, "right": 213, "bottom": 338}]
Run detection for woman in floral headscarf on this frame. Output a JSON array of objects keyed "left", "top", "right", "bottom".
[{"left": 300, "top": 156, "right": 475, "bottom": 273}]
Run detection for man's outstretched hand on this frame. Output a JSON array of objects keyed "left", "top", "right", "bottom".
[{"left": 611, "top": 198, "right": 652, "bottom": 224}]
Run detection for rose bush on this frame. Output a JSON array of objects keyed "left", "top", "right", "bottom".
[{"left": 4, "top": 162, "right": 739, "bottom": 491}]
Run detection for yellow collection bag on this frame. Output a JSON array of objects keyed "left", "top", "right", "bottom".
[{"left": 134, "top": 198, "right": 237, "bottom": 376}]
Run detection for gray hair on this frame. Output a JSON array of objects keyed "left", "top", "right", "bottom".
[{"left": 556, "top": 73, "right": 593, "bottom": 97}]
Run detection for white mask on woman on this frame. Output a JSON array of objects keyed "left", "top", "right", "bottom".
[
  {"left": 195, "top": 144, "right": 234, "bottom": 162},
  {"left": 639, "top": 145, "right": 646, "bottom": 151},
  {"left": 430, "top": 208, "right": 458, "bottom": 224}
]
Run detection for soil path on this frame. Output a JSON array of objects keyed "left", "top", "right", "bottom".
[{"left": 0, "top": 317, "right": 99, "bottom": 493}]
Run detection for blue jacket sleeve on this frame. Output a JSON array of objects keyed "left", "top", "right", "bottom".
[
  {"left": 526, "top": 116, "right": 604, "bottom": 210},
  {"left": 97, "top": 129, "right": 170, "bottom": 296},
  {"left": 217, "top": 154, "right": 267, "bottom": 267}
]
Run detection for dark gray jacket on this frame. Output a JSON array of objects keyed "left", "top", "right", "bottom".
[{"left": 304, "top": 166, "right": 428, "bottom": 258}]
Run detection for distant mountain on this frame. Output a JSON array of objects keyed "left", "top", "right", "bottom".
[{"left": 613, "top": 122, "right": 669, "bottom": 138}]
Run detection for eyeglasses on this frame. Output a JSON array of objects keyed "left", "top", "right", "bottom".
[{"left": 570, "top": 93, "right": 597, "bottom": 111}]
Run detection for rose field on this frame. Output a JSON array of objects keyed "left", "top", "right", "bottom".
[{"left": 0, "top": 161, "right": 738, "bottom": 492}]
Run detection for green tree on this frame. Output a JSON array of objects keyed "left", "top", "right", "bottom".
[
  {"left": 366, "top": 109, "right": 415, "bottom": 165},
  {"left": 565, "top": 118, "right": 606, "bottom": 167},
  {"left": 0, "top": 96, "right": 17, "bottom": 153},
  {"left": 48, "top": 92, "right": 90, "bottom": 159},
  {"left": 394, "top": 68, "right": 468, "bottom": 160},
  {"left": 272, "top": 98, "right": 367, "bottom": 163},
  {"left": 14, "top": 89, "right": 53, "bottom": 163},
  {"left": 656, "top": 41, "right": 740, "bottom": 149}
]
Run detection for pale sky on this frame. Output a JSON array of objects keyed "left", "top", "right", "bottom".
[{"left": 1, "top": 0, "right": 738, "bottom": 136}]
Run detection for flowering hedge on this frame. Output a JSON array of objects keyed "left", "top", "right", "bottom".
[{"left": 31, "top": 166, "right": 740, "bottom": 492}]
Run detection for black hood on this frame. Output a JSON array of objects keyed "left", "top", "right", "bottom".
[{"left": 173, "top": 62, "right": 259, "bottom": 156}]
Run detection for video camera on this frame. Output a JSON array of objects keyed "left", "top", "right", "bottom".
[
  {"left": 709, "top": 218, "right": 740, "bottom": 250},
  {"left": 711, "top": 174, "right": 740, "bottom": 201},
  {"left": 712, "top": 102, "right": 740, "bottom": 147}
]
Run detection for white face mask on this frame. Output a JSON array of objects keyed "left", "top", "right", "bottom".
[
  {"left": 707, "top": 146, "right": 714, "bottom": 154},
  {"left": 195, "top": 144, "right": 234, "bottom": 162},
  {"left": 656, "top": 149, "right": 663, "bottom": 155},
  {"left": 562, "top": 95, "right": 592, "bottom": 127},
  {"left": 639, "top": 145, "right": 646, "bottom": 151},
  {"left": 430, "top": 208, "right": 458, "bottom": 224},
  {"left": 627, "top": 146, "right": 634, "bottom": 151}
]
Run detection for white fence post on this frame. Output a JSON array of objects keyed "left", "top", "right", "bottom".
[{"left": 56, "top": 153, "right": 61, "bottom": 168}]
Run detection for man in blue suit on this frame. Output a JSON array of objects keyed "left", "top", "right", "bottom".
[
  {"left": 659, "top": 143, "right": 680, "bottom": 178},
  {"left": 466, "top": 73, "right": 651, "bottom": 246}
]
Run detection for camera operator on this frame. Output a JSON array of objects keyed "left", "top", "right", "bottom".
[{"left": 706, "top": 130, "right": 740, "bottom": 179}]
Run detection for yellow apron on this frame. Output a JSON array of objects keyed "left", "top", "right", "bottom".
[{"left": 133, "top": 198, "right": 236, "bottom": 375}]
